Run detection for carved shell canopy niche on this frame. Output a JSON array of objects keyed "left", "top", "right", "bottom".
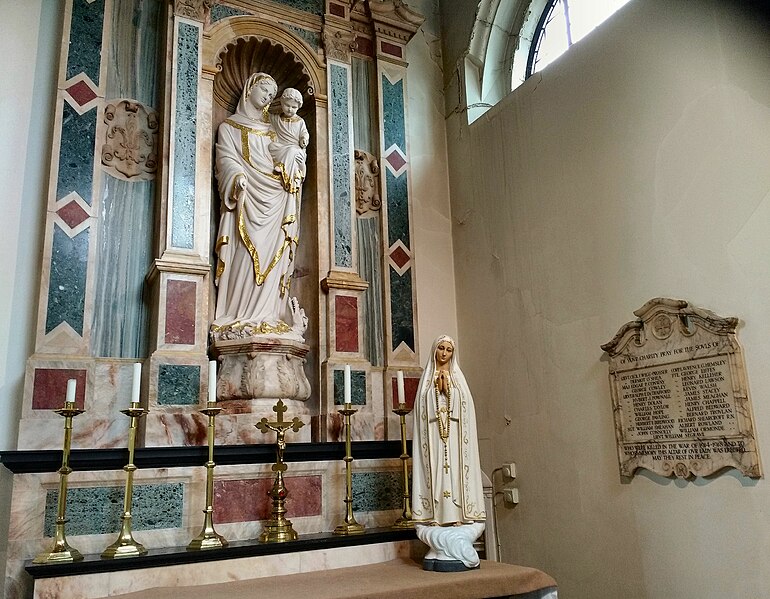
[{"left": 214, "top": 36, "right": 314, "bottom": 115}]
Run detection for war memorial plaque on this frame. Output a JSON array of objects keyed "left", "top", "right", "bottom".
[{"left": 601, "top": 298, "right": 761, "bottom": 479}]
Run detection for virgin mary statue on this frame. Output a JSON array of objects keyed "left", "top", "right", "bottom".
[
  {"left": 212, "top": 72, "right": 307, "bottom": 339},
  {"left": 412, "top": 335, "right": 486, "bottom": 571}
]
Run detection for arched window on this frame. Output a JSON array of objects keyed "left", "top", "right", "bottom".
[
  {"left": 525, "top": 0, "right": 633, "bottom": 78},
  {"left": 461, "top": 0, "right": 633, "bottom": 123}
]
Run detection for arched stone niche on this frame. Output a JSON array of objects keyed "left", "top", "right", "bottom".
[{"left": 201, "top": 18, "right": 329, "bottom": 421}]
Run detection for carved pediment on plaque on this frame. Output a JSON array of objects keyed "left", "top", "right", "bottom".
[
  {"left": 101, "top": 100, "right": 159, "bottom": 181},
  {"left": 214, "top": 36, "right": 314, "bottom": 113},
  {"left": 175, "top": 0, "right": 212, "bottom": 21},
  {"left": 354, "top": 149, "right": 381, "bottom": 215},
  {"left": 322, "top": 26, "right": 357, "bottom": 62}
]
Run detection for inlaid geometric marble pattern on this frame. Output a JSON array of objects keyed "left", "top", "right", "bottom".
[
  {"left": 44, "top": 483, "right": 184, "bottom": 536},
  {"left": 56, "top": 200, "right": 90, "bottom": 230},
  {"left": 389, "top": 243, "right": 410, "bottom": 271},
  {"left": 385, "top": 169, "right": 410, "bottom": 248},
  {"left": 65, "top": 79, "right": 98, "bottom": 108}
]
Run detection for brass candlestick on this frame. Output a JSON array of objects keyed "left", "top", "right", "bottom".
[
  {"left": 256, "top": 400, "right": 305, "bottom": 543},
  {"left": 392, "top": 402, "right": 414, "bottom": 528},
  {"left": 333, "top": 405, "right": 365, "bottom": 535},
  {"left": 187, "top": 401, "right": 227, "bottom": 550},
  {"left": 102, "top": 403, "right": 148, "bottom": 559},
  {"left": 33, "top": 399, "right": 85, "bottom": 564}
]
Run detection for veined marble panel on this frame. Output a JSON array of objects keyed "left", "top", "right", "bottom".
[
  {"left": 170, "top": 21, "right": 200, "bottom": 250},
  {"left": 105, "top": 0, "right": 161, "bottom": 105},
  {"left": 91, "top": 177, "right": 154, "bottom": 358},
  {"left": 358, "top": 217, "right": 384, "bottom": 366},
  {"left": 66, "top": 0, "right": 105, "bottom": 85},
  {"left": 330, "top": 62, "right": 352, "bottom": 268}
]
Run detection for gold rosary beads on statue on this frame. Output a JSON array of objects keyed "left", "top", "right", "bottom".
[{"left": 434, "top": 371, "right": 452, "bottom": 473}]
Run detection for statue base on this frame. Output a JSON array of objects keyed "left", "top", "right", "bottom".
[
  {"left": 416, "top": 523, "right": 485, "bottom": 571},
  {"left": 211, "top": 336, "right": 311, "bottom": 401},
  {"left": 210, "top": 336, "right": 312, "bottom": 443}
]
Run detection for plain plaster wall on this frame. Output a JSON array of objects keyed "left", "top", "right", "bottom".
[
  {"left": 0, "top": 2, "right": 57, "bottom": 593},
  {"left": 443, "top": 1, "right": 770, "bottom": 597}
]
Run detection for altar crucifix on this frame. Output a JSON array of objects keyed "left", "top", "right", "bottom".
[{"left": 255, "top": 400, "right": 305, "bottom": 543}]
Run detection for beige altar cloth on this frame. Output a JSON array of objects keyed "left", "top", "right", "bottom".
[{"left": 107, "top": 558, "right": 556, "bottom": 599}]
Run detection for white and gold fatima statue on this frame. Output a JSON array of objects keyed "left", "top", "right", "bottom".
[
  {"left": 212, "top": 73, "right": 307, "bottom": 341},
  {"left": 412, "top": 335, "right": 486, "bottom": 571}
]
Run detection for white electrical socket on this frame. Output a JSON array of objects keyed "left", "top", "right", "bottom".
[
  {"left": 503, "top": 487, "right": 519, "bottom": 505},
  {"left": 502, "top": 462, "right": 517, "bottom": 480}
]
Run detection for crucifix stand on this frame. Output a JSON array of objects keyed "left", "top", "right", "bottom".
[{"left": 256, "top": 399, "right": 305, "bottom": 543}]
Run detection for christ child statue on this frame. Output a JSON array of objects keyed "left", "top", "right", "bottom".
[{"left": 269, "top": 87, "right": 309, "bottom": 194}]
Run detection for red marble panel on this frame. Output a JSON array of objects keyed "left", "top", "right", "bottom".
[
  {"left": 165, "top": 279, "right": 196, "bottom": 345},
  {"left": 355, "top": 36, "right": 374, "bottom": 57},
  {"left": 390, "top": 245, "right": 410, "bottom": 270},
  {"left": 329, "top": 2, "right": 345, "bottom": 17},
  {"left": 391, "top": 375, "right": 419, "bottom": 410},
  {"left": 335, "top": 295, "right": 359, "bottom": 353},
  {"left": 32, "top": 368, "right": 87, "bottom": 410},
  {"left": 381, "top": 40, "right": 403, "bottom": 58},
  {"left": 213, "top": 476, "right": 322, "bottom": 524}
]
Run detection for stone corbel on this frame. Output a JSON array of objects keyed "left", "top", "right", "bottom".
[
  {"left": 322, "top": 25, "right": 358, "bottom": 62},
  {"left": 174, "top": 0, "right": 211, "bottom": 22}
]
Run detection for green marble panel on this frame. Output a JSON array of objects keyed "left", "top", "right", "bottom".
[
  {"left": 44, "top": 483, "right": 184, "bottom": 536},
  {"left": 352, "top": 471, "right": 404, "bottom": 512},
  {"left": 333, "top": 369, "right": 366, "bottom": 405},
  {"left": 157, "top": 364, "right": 201, "bottom": 405}
]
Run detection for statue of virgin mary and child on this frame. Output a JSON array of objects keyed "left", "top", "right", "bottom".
[{"left": 211, "top": 73, "right": 309, "bottom": 342}]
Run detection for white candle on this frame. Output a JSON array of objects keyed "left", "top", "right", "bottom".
[
  {"left": 208, "top": 360, "right": 217, "bottom": 403},
  {"left": 397, "top": 370, "right": 405, "bottom": 404},
  {"left": 131, "top": 362, "right": 141, "bottom": 405},
  {"left": 344, "top": 364, "right": 351, "bottom": 405},
  {"left": 66, "top": 379, "right": 76, "bottom": 404}
]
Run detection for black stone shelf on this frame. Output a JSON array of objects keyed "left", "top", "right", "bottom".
[
  {"left": 0, "top": 441, "right": 411, "bottom": 474},
  {"left": 25, "top": 527, "right": 418, "bottom": 579}
]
